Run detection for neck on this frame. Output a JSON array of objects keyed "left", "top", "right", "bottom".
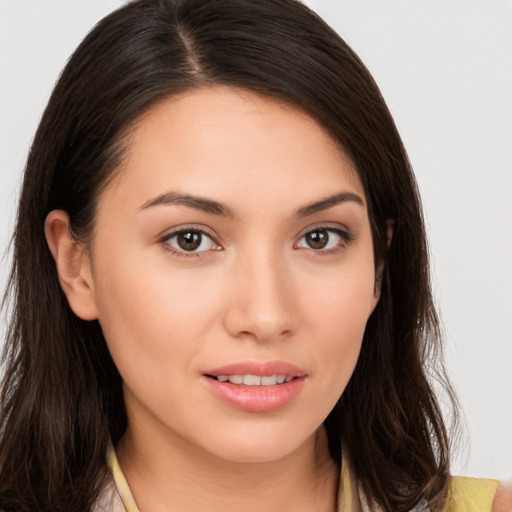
[{"left": 116, "top": 423, "right": 339, "bottom": 512}]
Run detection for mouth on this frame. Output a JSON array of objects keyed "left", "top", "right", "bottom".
[
  {"left": 206, "top": 374, "right": 296, "bottom": 386},
  {"left": 202, "top": 361, "right": 307, "bottom": 413}
]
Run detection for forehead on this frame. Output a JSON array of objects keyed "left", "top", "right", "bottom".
[{"left": 102, "top": 86, "right": 365, "bottom": 214}]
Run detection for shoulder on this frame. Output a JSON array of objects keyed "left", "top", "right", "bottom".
[{"left": 492, "top": 482, "right": 512, "bottom": 512}]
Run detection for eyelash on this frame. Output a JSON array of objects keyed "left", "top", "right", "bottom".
[{"left": 159, "top": 225, "right": 354, "bottom": 258}]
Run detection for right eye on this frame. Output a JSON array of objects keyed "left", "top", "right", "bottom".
[{"left": 162, "top": 229, "right": 219, "bottom": 255}]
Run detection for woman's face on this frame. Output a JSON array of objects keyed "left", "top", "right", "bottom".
[{"left": 86, "top": 87, "right": 379, "bottom": 463}]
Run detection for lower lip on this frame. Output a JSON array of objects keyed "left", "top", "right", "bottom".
[{"left": 202, "top": 376, "right": 306, "bottom": 413}]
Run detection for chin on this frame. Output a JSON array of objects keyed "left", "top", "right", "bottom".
[{"left": 199, "top": 427, "right": 316, "bottom": 465}]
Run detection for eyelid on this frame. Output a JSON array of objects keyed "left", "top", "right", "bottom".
[
  {"left": 158, "top": 223, "right": 219, "bottom": 242},
  {"left": 295, "top": 222, "right": 352, "bottom": 240}
]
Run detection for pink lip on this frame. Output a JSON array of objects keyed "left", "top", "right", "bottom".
[
  {"left": 202, "top": 360, "right": 307, "bottom": 413},
  {"left": 205, "top": 360, "right": 307, "bottom": 378}
]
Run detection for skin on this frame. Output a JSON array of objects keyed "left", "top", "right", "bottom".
[
  {"left": 46, "top": 86, "right": 383, "bottom": 511},
  {"left": 493, "top": 483, "right": 512, "bottom": 512}
]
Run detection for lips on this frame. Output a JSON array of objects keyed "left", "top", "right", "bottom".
[
  {"left": 205, "top": 360, "right": 306, "bottom": 378},
  {"left": 202, "top": 361, "right": 307, "bottom": 413}
]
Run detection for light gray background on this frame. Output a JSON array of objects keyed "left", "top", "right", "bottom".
[{"left": 1, "top": 0, "right": 511, "bottom": 479}]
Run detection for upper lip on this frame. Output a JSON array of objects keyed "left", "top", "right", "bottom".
[{"left": 204, "top": 360, "right": 307, "bottom": 377}]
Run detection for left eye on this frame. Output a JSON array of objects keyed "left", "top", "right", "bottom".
[
  {"left": 296, "top": 229, "right": 345, "bottom": 250},
  {"left": 165, "top": 230, "right": 216, "bottom": 253}
]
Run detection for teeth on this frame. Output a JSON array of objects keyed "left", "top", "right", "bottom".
[
  {"left": 243, "top": 374, "right": 261, "bottom": 386},
  {"left": 228, "top": 375, "right": 244, "bottom": 385},
  {"left": 214, "top": 374, "right": 294, "bottom": 386},
  {"left": 261, "top": 375, "right": 277, "bottom": 386}
]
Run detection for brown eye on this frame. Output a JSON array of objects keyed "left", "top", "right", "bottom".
[
  {"left": 305, "top": 230, "right": 329, "bottom": 249},
  {"left": 296, "top": 228, "right": 350, "bottom": 252},
  {"left": 177, "top": 231, "right": 202, "bottom": 251},
  {"left": 165, "top": 229, "right": 217, "bottom": 253}
]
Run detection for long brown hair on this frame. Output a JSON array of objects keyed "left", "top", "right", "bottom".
[{"left": 1, "top": 1, "right": 457, "bottom": 510}]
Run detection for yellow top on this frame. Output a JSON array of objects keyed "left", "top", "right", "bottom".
[
  {"left": 444, "top": 476, "right": 500, "bottom": 512},
  {"left": 102, "top": 446, "right": 500, "bottom": 512},
  {"left": 339, "top": 452, "right": 500, "bottom": 512},
  {"left": 106, "top": 447, "right": 139, "bottom": 512}
]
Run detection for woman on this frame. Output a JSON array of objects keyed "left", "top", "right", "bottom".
[{"left": 0, "top": 0, "right": 509, "bottom": 511}]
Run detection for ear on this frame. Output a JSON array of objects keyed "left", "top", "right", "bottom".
[
  {"left": 44, "top": 210, "right": 99, "bottom": 320},
  {"left": 373, "top": 219, "right": 395, "bottom": 300}
]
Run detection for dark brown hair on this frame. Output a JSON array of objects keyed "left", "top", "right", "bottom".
[{"left": 0, "top": 0, "right": 457, "bottom": 510}]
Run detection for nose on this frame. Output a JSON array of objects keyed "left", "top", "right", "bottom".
[{"left": 223, "top": 249, "right": 297, "bottom": 342}]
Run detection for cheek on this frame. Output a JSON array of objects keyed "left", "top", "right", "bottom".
[
  {"left": 305, "top": 256, "right": 377, "bottom": 335},
  {"left": 303, "top": 256, "right": 377, "bottom": 387},
  {"left": 92, "top": 249, "right": 223, "bottom": 380}
]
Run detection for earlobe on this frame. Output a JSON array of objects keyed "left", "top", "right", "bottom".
[
  {"left": 373, "top": 263, "right": 384, "bottom": 306},
  {"left": 44, "top": 210, "right": 99, "bottom": 321},
  {"left": 385, "top": 219, "right": 395, "bottom": 249},
  {"left": 373, "top": 218, "right": 395, "bottom": 303}
]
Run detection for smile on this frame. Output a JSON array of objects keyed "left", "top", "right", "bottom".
[
  {"left": 203, "top": 361, "right": 307, "bottom": 412},
  {"left": 210, "top": 374, "right": 295, "bottom": 386}
]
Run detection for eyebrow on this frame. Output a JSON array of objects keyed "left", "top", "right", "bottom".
[
  {"left": 139, "top": 192, "right": 236, "bottom": 218},
  {"left": 139, "top": 190, "right": 364, "bottom": 218},
  {"left": 295, "top": 192, "right": 364, "bottom": 217}
]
